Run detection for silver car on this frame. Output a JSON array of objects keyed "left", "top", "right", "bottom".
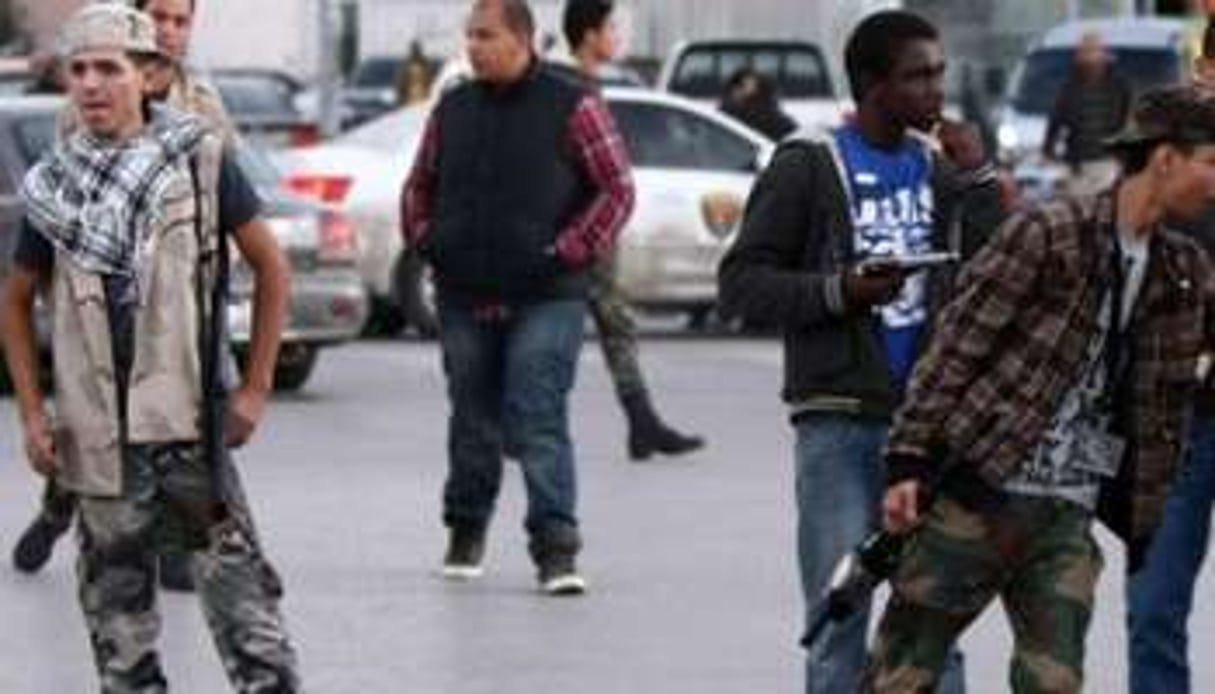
[
  {"left": 228, "top": 143, "right": 368, "bottom": 390},
  {"left": 0, "top": 96, "right": 367, "bottom": 393}
]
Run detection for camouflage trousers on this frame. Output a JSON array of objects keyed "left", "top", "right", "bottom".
[
  {"left": 588, "top": 254, "right": 647, "bottom": 403},
  {"left": 75, "top": 442, "right": 301, "bottom": 693},
  {"left": 865, "top": 494, "right": 1103, "bottom": 694}
]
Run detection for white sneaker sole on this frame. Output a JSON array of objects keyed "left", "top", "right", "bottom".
[
  {"left": 441, "top": 564, "right": 484, "bottom": 580},
  {"left": 541, "top": 574, "right": 586, "bottom": 595}
]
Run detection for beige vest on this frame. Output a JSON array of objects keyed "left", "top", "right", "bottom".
[
  {"left": 50, "top": 134, "right": 225, "bottom": 497},
  {"left": 166, "top": 68, "right": 237, "bottom": 146}
]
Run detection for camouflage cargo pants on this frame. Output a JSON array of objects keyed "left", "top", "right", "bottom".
[
  {"left": 865, "top": 494, "right": 1102, "bottom": 694},
  {"left": 75, "top": 442, "right": 301, "bottom": 693},
  {"left": 588, "top": 254, "right": 646, "bottom": 402}
]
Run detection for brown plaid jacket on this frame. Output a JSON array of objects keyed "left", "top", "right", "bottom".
[{"left": 887, "top": 189, "right": 1215, "bottom": 545}]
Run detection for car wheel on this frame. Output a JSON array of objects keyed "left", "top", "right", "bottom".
[
  {"left": 395, "top": 251, "right": 438, "bottom": 338},
  {"left": 686, "top": 305, "right": 724, "bottom": 333},
  {"left": 272, "top": 343, "right": 319, "bottom": 392},
  {"left": 238, "top": 343, "right": 319, "bottom": 392}
]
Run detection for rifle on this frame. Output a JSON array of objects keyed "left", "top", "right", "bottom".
[{"left": 190, "top": 157, "right": 231, "bottom": 541}]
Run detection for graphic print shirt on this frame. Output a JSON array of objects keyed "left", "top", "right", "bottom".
[{"left": 833, "top": 123, "right": 934, "bottom": 387}]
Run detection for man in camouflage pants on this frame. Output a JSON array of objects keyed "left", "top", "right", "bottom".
[
  {"left": 871, "top": 496, "right": 1102, "bottom": 691},
  {"left": 0, "top": 5, "right": 300, "bottom": 691},
  {"left": 560, "top": 0, "right": 703, "bottom": 462},
  {"left": 867, "top": 85, "right": 1215, "bottom": 693}
]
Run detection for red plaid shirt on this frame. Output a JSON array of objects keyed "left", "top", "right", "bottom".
[{"left": 400, "top": 91, "right": 634, "bottom": 269}]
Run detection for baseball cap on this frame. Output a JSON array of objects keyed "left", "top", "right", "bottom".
[
  {"left": 58, "top": 3, "right": 163, "bottom": 59},
  {"left": 1105, "top": 84, "right": 1215, "bottom": 150}
]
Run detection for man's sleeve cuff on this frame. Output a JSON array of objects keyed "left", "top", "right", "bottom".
[
  {"left": 955, "top": 162, "right": 999, "bottom": 190},
  {"left": 823, "top": 272, "right": 847, "bottom": 316}
]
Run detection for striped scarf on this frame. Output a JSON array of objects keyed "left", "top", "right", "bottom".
[{"left": 21, "top": 104, "right": 207, "bottom": 280}]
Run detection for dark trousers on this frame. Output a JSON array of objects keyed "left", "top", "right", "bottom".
[{"left": 438, "top": 298, "right": 586, "bottom": 542}]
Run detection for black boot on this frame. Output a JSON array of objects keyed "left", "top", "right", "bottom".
[
  {"left": 622, "top": 392, "right": 705, "bottom": 461},
  {"left": 12, "top": 513, "right": 71, "bottom": 574}
]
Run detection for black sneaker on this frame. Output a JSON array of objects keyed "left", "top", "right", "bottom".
[
  {"left": 158, "top": 551, "right": 196, "bottom": 592},
  {"left": 12, "top": 515, "right": 71, "bottom": 574},
  {"left": 536, "top": 552, "right": 586, "bottom": 596},
  {"left": 441, "top": 526, "right": 486, "bottom": 580}
]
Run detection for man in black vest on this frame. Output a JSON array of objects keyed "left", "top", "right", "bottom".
[{"left": 401, "top": 0, "right": 634, "bottom": 595}]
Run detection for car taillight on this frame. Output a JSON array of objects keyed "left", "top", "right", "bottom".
[
  {"left": 284, "top": 173, "right": 353, "bottom": 205},
  {"left": 318, "top": 208, "right": 358, "bottom": 265}
]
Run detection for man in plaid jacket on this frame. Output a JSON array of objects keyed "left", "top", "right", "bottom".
[{"left": 866, "top": 85, "right": 1215, "bottom": 692}]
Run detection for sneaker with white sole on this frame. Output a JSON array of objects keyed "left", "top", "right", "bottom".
[
  {"left": 536, "top": 552, "right": 586, "bottom": 596},
  {"left": 441, "top": 526, "right": 486, "bottom": 580}
]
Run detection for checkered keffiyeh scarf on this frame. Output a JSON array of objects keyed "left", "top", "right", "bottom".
[{"left": 21, "top": 104, "right": 207, "bottom": 279}]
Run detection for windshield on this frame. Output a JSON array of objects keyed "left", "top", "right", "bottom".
[
  {"left": 352, "top": 57, "right": 401, "bottom": 88},
  {"left": 214, "top": 75, "right": 299, "bottom": 118},
  {"left": 1011, "top": 47, "right": 1182, "bottom": 116},
  {"left": 669, "top": 44, "right": 834, "bottom": 100}
]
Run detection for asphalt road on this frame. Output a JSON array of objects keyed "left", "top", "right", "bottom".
[{"left": 1, "top": 337, "right": 1213, "bottom": 693}]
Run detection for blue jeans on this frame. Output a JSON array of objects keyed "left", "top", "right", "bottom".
[
  {"left": 1126, "top": 411, "right": 1215, "bottom": 694},
  {"left": 795, "top": 414, "right": 964, "bottom": 694},
  {"left": 438, "top": 299, "right": 586, "bottom": 540}
]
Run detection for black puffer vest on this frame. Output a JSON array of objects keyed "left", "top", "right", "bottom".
[{"left": 427, "top": 63, "right": 590, "bottom": 302}]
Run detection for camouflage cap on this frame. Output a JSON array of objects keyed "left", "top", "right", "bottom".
[
  {"left": 1106, "top": 84, "right": 1215, "bottom": 150},
  {"left": 58, "top": 3, "right": 163, "bottom": 59}
]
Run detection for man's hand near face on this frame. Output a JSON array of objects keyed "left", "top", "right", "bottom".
[{"left": 937, "top": 118, "right": 988, "bottom": 171}]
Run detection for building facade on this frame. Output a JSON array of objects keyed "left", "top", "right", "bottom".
[{"left": 13, "top": 0, "right": 1196, "bottom": 83}]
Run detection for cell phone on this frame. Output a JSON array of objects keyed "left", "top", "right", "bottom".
[{"left": 857, "top": 252, "right": 960, "bottom": 275}]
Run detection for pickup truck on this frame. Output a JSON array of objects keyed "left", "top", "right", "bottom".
[{"left": 656, "top": 39, "right": 844, "bottom": 134}]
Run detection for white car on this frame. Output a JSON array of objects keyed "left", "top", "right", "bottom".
[{"left": 276, "top": 85, "right": 771, "bottom": 335}]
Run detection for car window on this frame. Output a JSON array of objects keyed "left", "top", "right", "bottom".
[
  {"left": 671, "top": 51, "right": 717, "bottom": 98},
  {"left": 669, "top": 44, "right": 834, "bottom": 100},
  {"left": 233, "top": 140, "right": 281, "bottom": 191},
  {"left": 608, "top": 101, "right": 756, "bottom": 172},
  {"left": 214, "top": 75, "right": 298, "bottom": 118},
  {"left": 717, "top": 50, "right": 750, "bottom": 91},
  {"left": 0, "top": 74, "right": 32, "bottom": 97},
  {"left": 13, "top": 113, "right": 56, "bottom": 163},
  {"left": 785, "top": 51, "right": 832, "bottom": 99},
  {"left": 596, "top": 63, "right": 646, "bottom": 88},
  {"left": 1011, "top": 47, "right": 1181, "bottom": 115},
  {"left": 352, "top": 57, "right": 402, "bottom": 88}
]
